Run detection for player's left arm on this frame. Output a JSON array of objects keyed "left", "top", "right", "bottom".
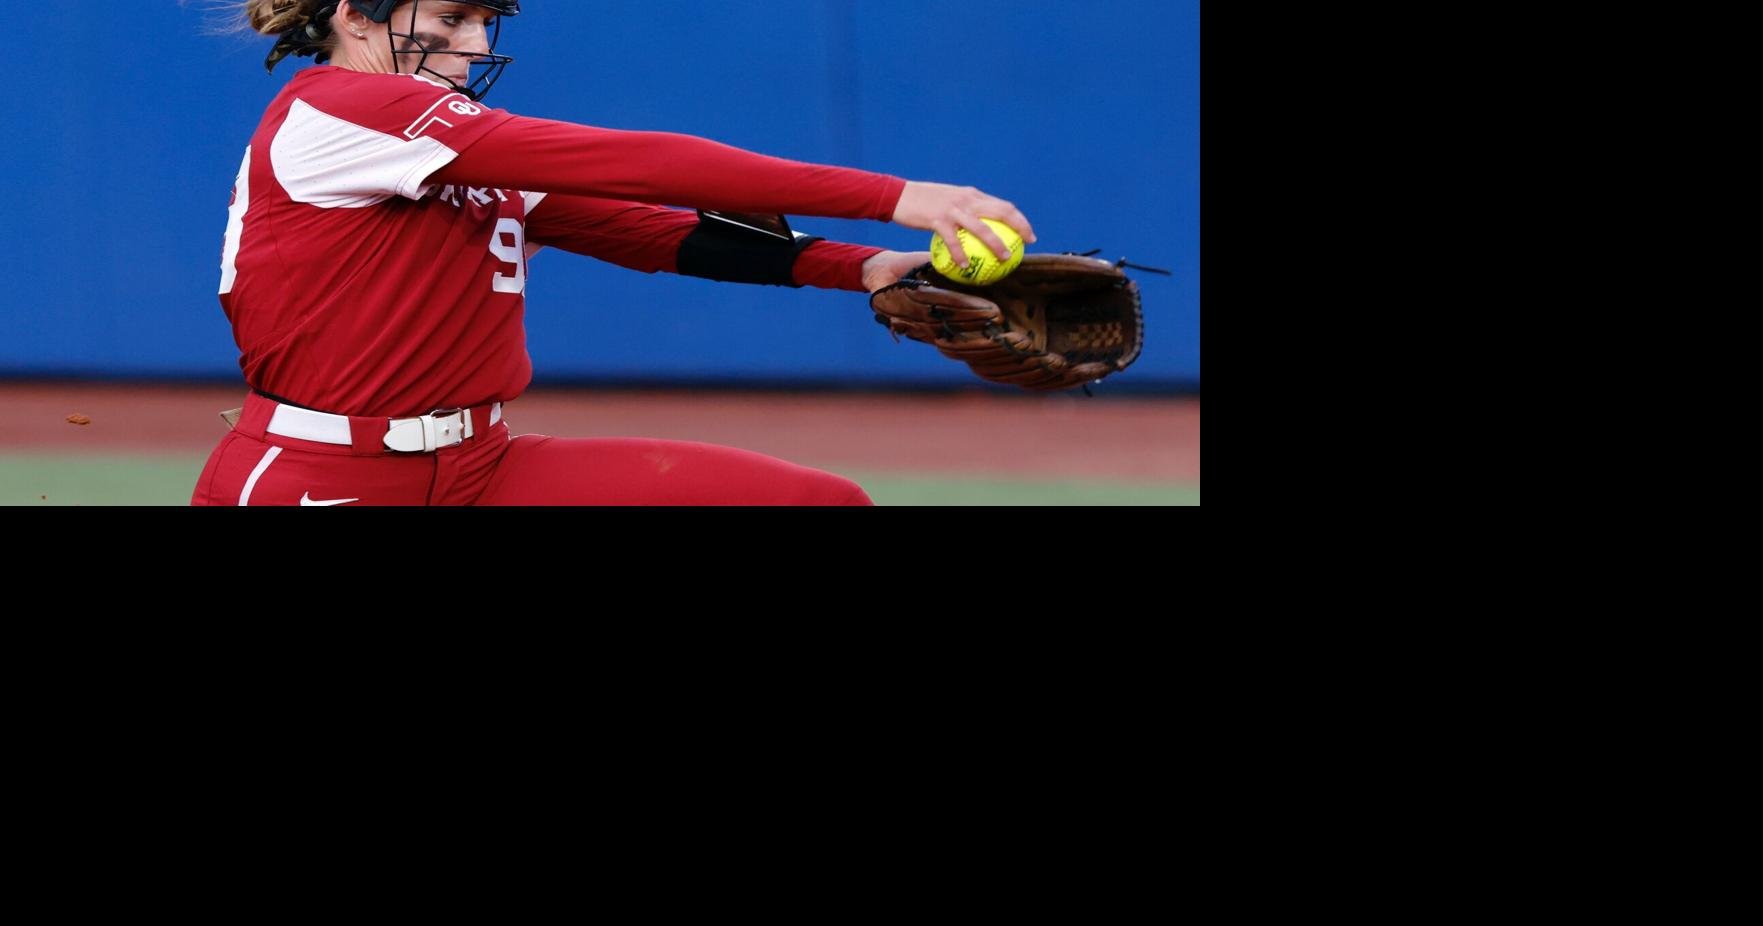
[{"left": 525, "top": 193, "right": 921, "bottom": 292}]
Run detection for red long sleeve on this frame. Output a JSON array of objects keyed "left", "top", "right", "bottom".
[
  {"left": 432, "top": 115, "right": 907, "bottom": 220},
  {"left": 526, "top": 194, "right": 885, "bottom": 292},
  {"left": 525, "top": 195, "right": 697, "bottom": 274},
  {"left": 791, "top": 239, "right": 886, "bottom": 291}
]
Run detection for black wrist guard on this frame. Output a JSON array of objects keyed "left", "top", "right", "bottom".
[{"left": 677, "top": 211, "right": 824, "bottom": 288}]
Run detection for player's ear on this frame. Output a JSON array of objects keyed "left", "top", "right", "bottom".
[{"left": 336, "top": 2, "right": 373, "bottom": 38}]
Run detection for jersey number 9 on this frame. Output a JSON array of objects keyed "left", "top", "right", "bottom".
[{"left": 489, "top": 218, "right": 526, "bottom": 294}]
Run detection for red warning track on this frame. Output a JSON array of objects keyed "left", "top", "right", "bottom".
[{"left": 2, "top": 383, "right": 1199, "bottom": 481}]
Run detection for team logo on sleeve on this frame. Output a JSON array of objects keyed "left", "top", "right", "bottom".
[{"left": 405, "top": 93, "right": 485, "bottom": 140}]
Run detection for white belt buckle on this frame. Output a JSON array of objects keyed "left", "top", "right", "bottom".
[{"left": 384, "top": 409, "right": 469, "bottom": 453}]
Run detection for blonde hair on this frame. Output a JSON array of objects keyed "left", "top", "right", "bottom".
[
  {"left": 184, "top": 0, "right": 329, "bottom": 37},
  {"left": 187, "top": 1, "right": 350, "bottom": 69},
  {"left": 245, "top": 1, "right": 330, "bottom": 35}
]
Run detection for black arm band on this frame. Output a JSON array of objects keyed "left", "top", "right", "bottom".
[{"left": 676, "top": 212, "right": 824, "bottom": 288}]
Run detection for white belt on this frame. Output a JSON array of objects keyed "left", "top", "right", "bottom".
[{"left": 267, "top": 402, "right": 502, "bottom": 453}]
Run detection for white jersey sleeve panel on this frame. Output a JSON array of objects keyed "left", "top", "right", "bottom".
[
  {"left": 219, "top": 146, "right": 251, "bottom": 294},
  {"left": 521, "top": 191, "right": 549, "bottom": 258},
  {"left": 270, "top": 98, "right": 461, "bottom": 209}
]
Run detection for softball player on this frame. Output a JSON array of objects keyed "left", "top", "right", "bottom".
[{"left": 191, "top": 0, "right": 1036, "bottom": 505}]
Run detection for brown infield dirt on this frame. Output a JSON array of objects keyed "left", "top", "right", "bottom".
[{"left": 2, "top": 383, "right": 1199, "bottom": 482}]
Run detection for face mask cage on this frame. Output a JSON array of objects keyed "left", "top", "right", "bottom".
[
  {"left": 266, "top": 1, "right": 517, "bottom": 102},
  {"left": 383, "top": 1, "right": 512, "bottom": 101}
]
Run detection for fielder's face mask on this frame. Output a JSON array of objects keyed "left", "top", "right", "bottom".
[{"left": 267, "top": 0, "right": 520, "bottom": 102}]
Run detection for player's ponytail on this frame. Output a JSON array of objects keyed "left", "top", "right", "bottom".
[
  {"left": 193, "top": 1, "right": 342, "bottom": 70},
  {"left": 234, "top": 0, "right": 329, "bottom": 37}
]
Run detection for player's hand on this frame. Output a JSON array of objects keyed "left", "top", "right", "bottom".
[
  {"left": 861, "top": 250, "right": 934, "bottom": 292},
  {"left": 890, "top": 181, "right": 1036, "bottom": 269}
]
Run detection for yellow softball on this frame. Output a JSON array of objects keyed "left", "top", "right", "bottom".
[{"left": 931, "top": 218, "right": 1025, "bottom": 286}]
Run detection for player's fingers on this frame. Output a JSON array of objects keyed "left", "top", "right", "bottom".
[
  {"left": 966, "top": 190, "right": 1034, "bottom": 245},
  {"left": 958, "top": 213, "right": 1013, "bottom": 262},
  {"left": 936, "top": 221, "right": 971, "bottom": 267},
  {"left": 989, "top": 202, "right": 1035, "bottom": 245}
]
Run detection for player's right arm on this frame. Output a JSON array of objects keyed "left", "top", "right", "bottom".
[{"left": 428, "top": 116, "right": 1033, "bottom": 265}]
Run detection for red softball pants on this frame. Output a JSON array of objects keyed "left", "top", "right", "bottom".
[{"left": 190, "top": 392, "right": 873, "bottom": 506}]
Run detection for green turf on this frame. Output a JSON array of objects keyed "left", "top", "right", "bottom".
[
  {"left": 1, "top": 454, "right": 208, "bottom": 506},
  {"left": 833, "top": 471, "right": 1199, "bottom": 506},
  {"left": 0, "top": 455, "right": 1198, "bottom": 506}
]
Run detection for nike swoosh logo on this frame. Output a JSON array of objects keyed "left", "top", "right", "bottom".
[{"left": 300, "top": 493, "right": 360, "bottom": 507}]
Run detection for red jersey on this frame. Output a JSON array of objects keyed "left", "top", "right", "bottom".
[{"left": 220, "top": 66, "right": 904, "bottom": 416}]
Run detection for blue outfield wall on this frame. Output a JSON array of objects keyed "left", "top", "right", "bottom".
[{"left": 4, "top": 1, "right": 1198, "bottom": 388}]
